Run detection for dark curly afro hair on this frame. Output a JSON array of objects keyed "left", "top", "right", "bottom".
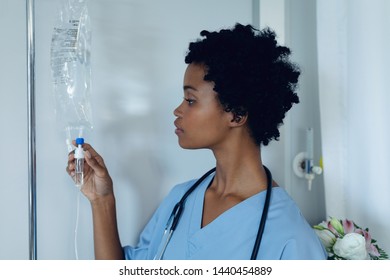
[{"left": 185, "top": 23, "right": 300, "bottom": 146}]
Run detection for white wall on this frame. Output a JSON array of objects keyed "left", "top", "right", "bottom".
[
  {"left": 317, "top": 0, "right": 390, "bottom": 254},
  {"left": 0, "top": 0, "right": 325, "bottom": 259},
  {"left": 0, "top": 0, "right": 29, "bottom": 260}
]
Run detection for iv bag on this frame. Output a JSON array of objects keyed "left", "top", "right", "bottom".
[{"left": 50, "top": 0, "right": 92, "bottom": 151}]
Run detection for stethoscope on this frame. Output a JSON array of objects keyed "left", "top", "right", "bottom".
[{"left": 154, "top": 165, "right": 273, "bottom": 260}]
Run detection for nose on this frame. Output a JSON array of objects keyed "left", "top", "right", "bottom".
[{"left": 173, "top": 102, "right": 183, "bottom": 117}]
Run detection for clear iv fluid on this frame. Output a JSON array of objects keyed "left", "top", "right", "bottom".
[
  {"left": 75, "top": 158, "right": 84, "bottom": 187},
  {"left": 74, "top": 138, "right": 85, "bottom": 187},
  {"left": 50, "top": 1, "right": 93, "bottom": 151}
]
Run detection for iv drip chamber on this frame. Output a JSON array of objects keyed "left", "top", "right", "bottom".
[{"left": 74, "top": 137, "right": 85, "bottom": 187}]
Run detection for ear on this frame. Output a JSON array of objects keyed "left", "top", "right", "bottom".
[{"left": 229, "top": 113, "right": 248, "bottom": 127}]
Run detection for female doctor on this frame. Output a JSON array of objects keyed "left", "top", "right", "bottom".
[{"left": 66, "top": 23, "right": 327, "bottom": 260}]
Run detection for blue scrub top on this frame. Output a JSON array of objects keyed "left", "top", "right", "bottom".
[{"left": 123, "top": 171, "right": 327, "bottom": 260}]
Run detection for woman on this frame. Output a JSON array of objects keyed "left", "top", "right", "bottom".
[{"left": 67, "top": 23, "right": 327, "bottom": 259}]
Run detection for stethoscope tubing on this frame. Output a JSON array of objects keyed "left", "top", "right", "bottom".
[
  {"left": 171, "top": 167, "right": 216, "bottom": 232},
  {"left": 250, "top": 166, "right": 272, "bottom": 259}
]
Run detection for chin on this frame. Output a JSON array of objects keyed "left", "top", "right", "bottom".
[{"left": 177, "top": 140, "right": 204, "bottom": 150}]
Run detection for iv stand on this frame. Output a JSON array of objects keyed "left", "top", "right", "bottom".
[{"left": 27, "top": 0, "right": 37, "bottom": 260}]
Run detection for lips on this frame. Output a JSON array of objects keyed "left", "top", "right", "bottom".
[{"left": 174, "top": 119, "right": 184, "bottom": 134}]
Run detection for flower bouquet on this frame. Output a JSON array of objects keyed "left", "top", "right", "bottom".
[{"left": 313, "top": 217, "right": 388, "bottom": 260}]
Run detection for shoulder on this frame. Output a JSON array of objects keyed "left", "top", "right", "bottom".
[
  {"left": 268, "top": 187, "right": 313, "bottom": 231},
  {"left": 165, "top": 178, "right": 198, "bottom": 201},
  {"left": 266, "top": 187, "right": 327, "bottom": 259},
  {"left": 155, "top": 178, "right": 199, "bottom": 213},
  {"left": 163, "top": 169, "right": 214, "bottom": 203},
  {"left": 269, "top": 187, "right": 303, "bottom": 216}
]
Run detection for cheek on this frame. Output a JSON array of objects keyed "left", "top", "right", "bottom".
[
  {"left": 190, "top": 113, "right": 230, "bottom": 141},
  {"left": 190, "top": 110, "right": 223, "bottom": 131}
]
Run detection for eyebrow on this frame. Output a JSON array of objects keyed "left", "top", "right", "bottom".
[{"left": 183, "top": 85, "right": 197, "bottom": 92}]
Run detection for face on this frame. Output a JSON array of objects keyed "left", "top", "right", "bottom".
[{"left": 173, "top": 63, "right": 233, "bottom": 150}]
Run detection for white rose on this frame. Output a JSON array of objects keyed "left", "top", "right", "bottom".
[{"left": 333, "top": 233, "right": 369, "bottom": 260}]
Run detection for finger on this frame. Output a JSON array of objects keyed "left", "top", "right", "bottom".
[
  {"left": 81, "top": 142, "right": 98, "bottom": 156},
  {"left": 84, "top": 149, "right": 107, "bottom": 176},
  {"left": 66, "top": 143, "right": 78, "bottom": 178},
  {"left": 65, "top": 164, "right": 75, "bottom": 177},
  {"left": 82, "top": 143, "right": 107, "bottom": 168},
  {"left": 66, "top": 153, "right": 75, "bottom": 172},
  {"left": 68, "top": 152, "right": 75, "bottom": 162}
]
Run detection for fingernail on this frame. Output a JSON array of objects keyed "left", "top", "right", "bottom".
[{"left": 85, "top": 150, "right": 91, "bottom": 159}]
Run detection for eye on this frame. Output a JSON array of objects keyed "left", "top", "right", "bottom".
[{"left": 184, "top": 97, "right": 196, "bottom": 106}]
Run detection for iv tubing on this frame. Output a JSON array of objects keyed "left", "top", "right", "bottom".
[
  {"left": 27, "top": 0, "right": 37, "bottom": 260},
  {"left": 74, "top": 191, "right": 81, "bottom": 260}
]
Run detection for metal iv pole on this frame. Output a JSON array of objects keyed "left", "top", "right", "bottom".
[{"left": 26, "top": 0, "right": 37, "bottom": 260}]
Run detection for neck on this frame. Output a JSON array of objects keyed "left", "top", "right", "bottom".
[{"left": 210, "top": 139, "right": 268, "bottom": 198}]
